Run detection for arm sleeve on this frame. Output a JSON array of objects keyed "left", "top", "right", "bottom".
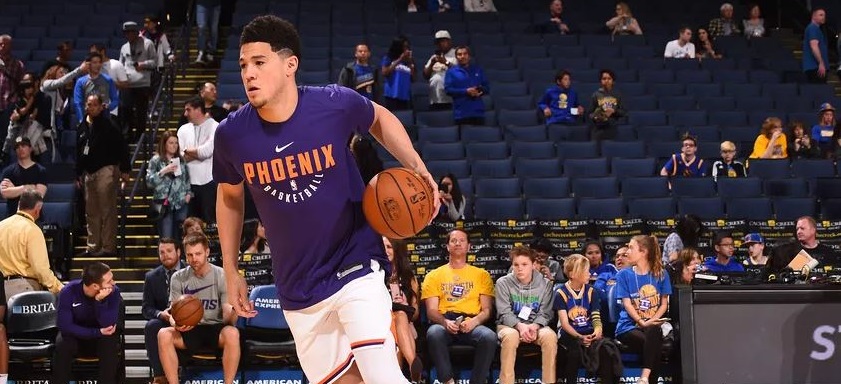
[
  {"left": 141, "top": 272, "right": 161, "bottom": 320},
  {"left": 145, "top": 156, "right": 163, "bottom": 188},
  {"left": 537, "top": 89, "right": 551, "bottom": 110},
  {"left": 337, "top": 85, "right": 375, "bottom": 136},
  {"left": 57, "top": 288, "right": 101, "bottom": 339},
  {"left": 615, "top": 271, "right": 631, "bottom": 299},
  {"left": 142, "top": 41, "right": 157, "bottom": 68},
  {"left": 196, "top": 122, "right": 217, "bottom": 160},
  {"left": 27, "top": 228, "right": 63, "bottom": 293},
  {"left": 420, "top": 270, "right": 441, "bottom": 301},
  {"left": 660, "top": 273, "right": 673, "bottom": 295},
  {"left": 41, "top": 67, "right": 84, "bottom": 92},
  {"left": 211, "top": 121, "right": 245, "bottom": 185},
  {"left": 661, "top": 157, "right": 676, "bottom": 175},
  {"left": 337, "top": 66, "right": 351, "bottom": 88},
  {"left": 664, "top": 42, "right": 673, "bottom": 58},
  {"left": 494, "top": 278, "right": 519, "bottom": 327},
  {"left": 533, "top": 280, "right": 555, "bottom": 327},
  {"left": 73, "top": 78, "right": 84, "bottom": 123},
  {"left": 107, "top": 76, "right": 119, "bottom": 112},
  {"left": 689, "top": 44, "right": 696, "bottom": 59},
  {"left": 751, "top": 135, "right": 768, "bottom": 158},
  {"left": 95, "top": 287, "right": 121, "bottom": 327},
  {"left": 444, "top": 69, "right": 468, "bottom": 96},
  {"left": 479, "top": 269, "right": 495, "bottom": 296}
]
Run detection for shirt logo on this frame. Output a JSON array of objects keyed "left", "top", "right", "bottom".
[
  {"left": 275, "top": 142, "right": 294, "bottom": 153},
  {"left": 242, "top": 144, "right": 337, "bottom": 204},
  {"left": 183, "top": 284, "right": 213, "bottom": 295},
  {"left": 72, "top": 303, "right": 82, "bottom": 307}
]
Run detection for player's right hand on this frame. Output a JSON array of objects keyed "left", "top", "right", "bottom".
[{"left": 226, "top": 272, "right": 257, "bottom": 318}]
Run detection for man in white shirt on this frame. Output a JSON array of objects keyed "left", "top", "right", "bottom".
[
  {"left": 664, "top": 27, "right": 696, "bottom": 59},
  {"left": 177, "top": 96, "right": 218, "bottom": 223},
  {"left": 89, "top": 43, "right": 129, "bottom": 118},
  {"left": 119, "top": 21, "right": 157, "bottom": 141},
  {"left": 423, "top": 30, "right": 457, "bottom": 111}
]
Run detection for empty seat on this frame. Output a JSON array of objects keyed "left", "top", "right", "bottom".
[
  {"left": 821, "top": 199, "right": 841, "bottom": 220},
  {"left": 577, "top": 198, "right": 625, "bottom": 219},
  {"left": 628, "top": 111, "right": 668, "bottom": 127},
  {"left": 516, "top": 158, "right": 563, "bottom": 178},
  {"left": 698, "top": 96, "right": 736, "bottom": 111},
  {"left": 791, "top": 159, "right": 835, "bottom": 179},
  {"left": 472, "top": 159, "right": 514, "bottom": 178},
  {"left": 493, "top": 82, "right": 528, "bottom": 96},
  {"left": 716, "top": 177, "right": 762, "bottom": 199},
  {"left": 461, "top": 126, "right": 502, "bottom": 142},
  {"left": 709, "top": 111, "right": 748, "bottom": 127},
  {"left": 773, "top": 197, "right": 817, "bottom": 221},
  {"left": 511, "top": 141, "right": 555, "bottom": 159},
  {"left": 572, "top": 177, "right": 619, "bottom": 198},
  {"left": 44, "top": 184, "right": 75, "bottom": 202},
  {"left": 498, "top": 110, "right": 539, "bottom": 127},
  {"left": 688, "top": 126, "right": 720, "bottom": 142},
  {"left": 726, "top": 197, "right": 772, "bottom": 220},
  {"left": 713, "top": 69, "right": 748, "bottom": 83},
  {"left": 686, "top": 83, "right": 723, "bottom": 98},
  {"left": 625, "top": 95, "right": 658, "bottom": 111},
  {"left": 474, "top": 178, "right": 522, "bottom": 198},
  {"left": 556, "top": 141, "right": 599, "bottom": 159},
  {"left": 495, "top": 95, "right": 533, "bottom": 110},
  {"left": 526, "top": 198, "right": 575, "bottom": 219},
  {"left": 659, "top": 97, "right": 697, "bottom": 112},
  {"left": 474, "top": 198, "right": 524, "bottom": 220},
  {"left": 671, "top": 178, "right": 717, "bottom": 197},
  {"left": 720, "top": 126, "right": 759, "bottom": 143},
  {"left": 417, "top": 126, "right": 459, "bottom": 143},
  {"left": 678, "top": 197, "right": 725, "bottom": 219},
  {"left": 504, "top": 125, "right": 547, "bottom": 141},
  {"left": 736, "top": 97, "right": 774, "bottom": 111},
  {"left": 763, "top": 178, "right": 810, "bottom": 197},
  {"left": 669, "top": 111, "right": 707, "bottom": 127},
  {"left": 465, "top": 142, "right": 508, "bottom": 160},
  {"left": 637, "top": 126, "right": 678, "bottom": 141},
  {"left": 416, "top": 111, "right": 455, "bottom": 127},
  {"left": 40, "top": 202, "right": 73, "bottom": 229},
  {"left": 522, "top": 177, "right": 570, "bottom": 199},
  {"left": 427, "top": 159, "right": 470, "bottom": 179},
  {"left": 650, "top": 84, "right": 686, "bottom": 97},
  {"left": 421, "top": 143, "right": 465, "bottom": 160},
  {"left": 627, "top": 197, "right": 676, "bottom": 219},
  {"left": 814, "top": 178, "right": 841, "bottom": 199},
  {"left": 612, "top": 158, "right": 657, "bottom": 177},
  {"left": 747, "top": 159, "right": 791, "bottom": 179},
  {"left": 640, "top": 69, "right": 675, "bottom": 84},
  {"left": 564, "top": 158, "right": 609, "bottom": 178},
  {"left": 647, "top": 141, "right": 681, "bottom": 158},
  {"left": 601, "top": 140, "right": 645, "bottom": 158},
  {"left": 621, "top": 177, "right": 670, "bottom": 198}
]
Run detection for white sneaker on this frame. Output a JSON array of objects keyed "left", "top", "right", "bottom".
[
  {"left": 408, "top": 3, "right": 417, "bottom": 12},
  {"left": 196, "top": 51, "right": 205, "bottom": 63}
]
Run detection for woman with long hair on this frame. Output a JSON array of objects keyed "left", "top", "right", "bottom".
[
  {"left": 381, "top": 36, "right": 415, "bottom": 111},
  {"left": 606, "top": 2, "right": 643, "bottom": 35},
  {"left": 436, "top": 173, "right": 466, "bottom": 221},
  {"left": 615, "top": 235, "right": 672, "bottom": 384},
  {"left": 788, "top": 120, "right": 821, "bottom": 159},
  {"left": 41, "top": 62, "right": 88, "bottom": 133},
  {"left": 242, "top": 220, "right": 270, "bottom": 254},
  {"left": 667, "top": 247, "right": 702, "bottom": 285},
  {"left": 662, "top": 214, "right": 704, "bottom": 264},
  {"left": 742, "top": 3, "right": 765, "bottom": 38},
  {"left": 582, "top": 240, "right": 617, "bottom": 280},
  {"left": 695, "top": 27, "right": 722, "bottom": 59},
  {"left": 146, "top": 130, "right": 192, "bottom": 240},
  {"left": 749, "top": 116, "right": 787, "bottom": 159},
  {"left": 383, "top": 236, "right": 423, "bottom": 382}
]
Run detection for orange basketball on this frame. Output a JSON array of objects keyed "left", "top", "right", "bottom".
[
  {"left": 363, "top": 168, "right": 436, "bottom": 239},
  {"left": 171, "top": 294, "right": 204, "bottom": 327}
]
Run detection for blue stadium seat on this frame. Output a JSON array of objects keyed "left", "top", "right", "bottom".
[
  {"left": 297, "top": 71, "right": 329, "bottom": 85},
  {"left": 427, "top": 160, "right": 470, "bottom": 179},
  {"left": 504, "top": 125, "right": 546, "bottom": 141},
  {"left": 601, "top": 140, "right": 645, "bottom": 158},
  {"left": 593, "top": 58, "right": 628, "bottom": 70},
  {"left": 821, "top": 199, "right": 841, "bottom": 220},
  {"left": 498, "top": 110, "right": 540, "bottom": 127},
  {"left": 749, "top": 70, "right": 781, "bottom": 84},
  {"left": 522, "top": 177, "right": 570, "bottom": 199},
  {"left": 516, "top": 158, "right": 563, "bottom": 178},
  {"left": 577, "top": 198, "right": 625, "bottom": 219},
  {"left": 776, "top": 97, "right": 816, "bottom": 113},
  {"left": 526, "top": 198, "right": 575, "bottom": 219},
  {"left": 622, "top": 45, "right": 655, "bottom": 59},
  {"left": 616, "top": 82, "right": 646, "bottom": 97},
  {"left": 586, "top": 45, "right": 621, "bottom": 59},
  {"left": 717, "top": 177, "right": 762, "bottom": 199},
  {"left": 482, "top": 57, "right": 517, "bottom": 70},
  {"left": 627, "top": 197, "right": 676, "bottom": 219},
  {"left": 495, "top": 96, "right": 533, "bottom": 110},
  {"left": 713, "top": 69, "right": 748, "bottom": 83},
  {"left": 465, "top": 142, "right": 508, "bottom": 160},
  {"left": 698, "top": 96, "right": 736, "bottom": 111},
  {"left": 701, "top": 58, "right": 736, "bottom": 71},
  {"left": 650, "top": 84, "right": 686, "bottom": 97},
  {"left": 217, "top": 84, "right": 246, "bottom": 101},
  {"left": 678, "top": 197, "right": 725, "bottom": 219},
  {"left": 462, "top": 126, "right": 502, "bottom": 142},
  {"left": 736, "top": 97, "right": 774, "bottom": 111},
  {"left": 45, "top": 184, "right": 75, "bottom": 202},
  {"left": 485, "top": 69, "right": 521, "bottom": 83},
  {"left": 688, "top": 126, "right": 720, "bottom": 143},
  {"left": 511, "top": 141, "right": 555, "bottom": 159},
  {"left": 393, "top": 110, "right": 414, "bottom": 128},
  {"left": 815, "top": 178, "right": 841, "bottom": 199},
  {"left": 664, "top": 59, "right": 700, "bottom": 71},
  {"left": 621, "top": 177, "right": 670, "bottom": 198},
  {"left": 564, "top": 158, "right": 609, "bottom": 178},
  {"left": 676, "top": 69, "right": 711, "bottom": 84},
  {"left": 40, "top": 202, "right": 73, "bottom": 229},
  {"left": 748, "top": 111, "right": 778, "bottom": 126},
  {"left": 647, "top": 141, "right": 681, "bottom": 158},
  {"left": 762, "top": 84, "right": 797, "bottom": 100},
  {"left": 669, "top": 111, "right": 707, "bottom": 127},
  {"left": 625, "top": 95, "right": 658, "bottom": 111},
  {"left": 659, "top": 97, "right": 697, "bottom": 112},
  {"left": 474, "top": 198, "right": 524, "bottom": 220},
  {"left": 611, "top": 158, "right": 657, "bottom": 177},
  {"left": 572, "top": 177, "right": 619, "bottom": 198},
  {"left": 472, "top": 159, "right": 514, "bottom": 178},
  {"left": 640, "top": 69, "right": 675, "bottom": 84},
  {"left": 554, "top": 57, "right": 591, "bottom": 70},
  {"left": 493, "top": 82, "right": 528, "bottom": 96},
  {"left": 630, "top": 58, "right": 665, "bottom": 70},
  {"left": 709, "top": 111, "right": 748, "bottom": 127},
  {"left": 773, "top": 197, "right": 817, "bottom": 221},
  {"left": 416, "top": 111, "right": 455, "bottom": 127},
  {"left": 416, "top": 126, "right": 459, "bottom": 143},
  {"left": 747, "top": 159, "right": 791, "bottom": 179},
  {"left": 799, "top": 84, "right": 836, "bottom": 105},
  {"left": 726, "top": 197, "right": 773, "bottom": 220},
  {"left": 513, "top": 46, "right": 547, "bottom": 58},
  {"left": 474, "top": 178, "right": 522, "bottom": 198},
  {"left": 628, "top": 111, "right": 668, "bottom": 127},
  {"left": 547, "top": 124, "right": 590, "bottom": 141},
  {"left": 556, "top": 141, "right": 599, "bottom": 159},
  {"left": 421, "top": 143, "right": 465, "bottom": 161},
  {"left": 763, "top": 178, "right": 810, "bottom": 198},
  {"left": 686, "top": 83, "right": 723, "bottom": 99},
  {"left": 791, "top": 159, "right": 835, "bottom": 179},
  {"left": 671, "top": 178, "right": 717, "bottom": 198},
  {"left": 720, "top": 126, "right": 759, "bottom": 143}
]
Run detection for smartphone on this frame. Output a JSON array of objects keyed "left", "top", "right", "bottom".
[
  {"left": 455, "top": 315, "right": 464, "bottom": 325},
  {"left": 440, "top": 184, "right": 450, "bottom": 194}
]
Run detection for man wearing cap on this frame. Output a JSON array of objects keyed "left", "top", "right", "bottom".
[
  {"left": 703, "top": 232, "right": 745, "bottom": 273},
  {"left": 0, "top": 136, "right": 47, "bottom": 218},
  {"left": 803, "top": 8, "right": 829, "bottom": 83},
  {"left": 423, "top": 30, "right": 456, "bottom": 111},
  {"left": 118, "top": 21, "right": 156, "bottom": 141},
  {"left": 0, "top": 189, "right": 64, "bottom": 300},
  {"left": 742, "top": 233, "right": 767, "bottom": 269},
  {"left": 811, "top": 102, "right": 835, "bottom": 157}
]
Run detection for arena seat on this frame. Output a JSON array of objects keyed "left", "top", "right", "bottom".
[
  {"left": 239, "top": 285, "right": 299, "bottom": 382},
  {"left": 474, "top": 178, "right": 522, "bottom": 198},
  {"left": 522, "top": 177, "right": 570, "bottom": 199},
  {"left": 526, "top": 198, "right": 575, "bottom": 220},
  {"left": 7, "top": 291, "right": 58, "bottom": 369}
]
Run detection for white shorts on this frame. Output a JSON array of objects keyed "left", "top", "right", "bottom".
[{"left": 284, "top": 260, "right": 395, "bottom": 384}]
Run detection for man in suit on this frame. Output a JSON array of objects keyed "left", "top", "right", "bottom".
[{"left": 143, "top": 238, "right": 184, "bottom": 384}]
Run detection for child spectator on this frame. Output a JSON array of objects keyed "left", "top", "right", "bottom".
[
  {"left": 660, "top": 133, "right": 707, "bottom": 179},
  {"left": 788, "top": 120, "right": 821, "bottom": 159},
  {"left": 711, "top": 141, "right": 746, "bottom": 182},
  {"left": 538, "top": 70, "right": 583, "bottom": 125},
  {"left": 812, "top": 103, "right": 835, "bottom": 157},
  {"left": 750, "top": 117, "right": 787, "bottom": 159}
]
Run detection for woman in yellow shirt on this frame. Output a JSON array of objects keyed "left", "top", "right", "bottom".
[{"left": 750, "top": 116, "right": 788, "bottom": 159}]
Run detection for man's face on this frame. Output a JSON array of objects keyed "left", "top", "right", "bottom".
[
  {"left": 455, "top": 48, "right": 470, "bottom": 66},
  {"left": 512, "top": 255, "right": 535, "bottom": 282},
  {"left": 15, "top": 143, "right": 32, "bottom": 161},
  {"left": 550, "top": 0, "right": 562, "bottom": 15},
  {"left": 240, "top": 42, "right": 295, "bottom": 109},
  {"left": 682, "top": 139, "right": 697, "bottom": 156},
  {"left": 722, "top": 7, "right": 733, "bottom": 19},
  {"left": 600, "top": 72, "right": 613, "bottom": 89},
  {"left": 814, "top": 10, "right": 826, "bottom": 25},
  {"left": 59, "top": 45, "right": 72, "bottom": 60},
  {"left": 184, "top": 104, "right": 205, "bottom": 124},
  {"left": 796, "top": 219, "right": 817, "bottom": 243},
  {"left": 95, "top": 271, "right": 115, "bottom": 291},
  {"left": 89, "top": 57, "right": 102, "bottom": 75},
  {"left": 446, "top": 230, "right": 469, "bottom": 258},
  {"left": 185, "top": 243, "right": 209, "bottom": 272},
  {"left": 680, "top": 29, "right": 692, "bottom": 42},
  {"left": 721, "top": 147, "right": 735, "bottom": 162},
  {"left": 559, "top": 74, "right": 571, "bottom": 88},
  {"left": 200, "top": 82, "right": 218, "bottom": 104},
  {"left": 0, "top": 37, "right": 11, "bottom": 56},
  {"left": 144, "top": 20, "right": 157, "bottom": 32},
  {"left": 748, "top": 242, "right": 765, "bottom": 258},
  {"left": 614, "top": 247, "right": 629, "bottom": 269},
  {"left": 715, "top": 237, "right": 735, "bottom": 258},
  {"left": 354, "top": 44, "right": 370, "bottom": 63},
  {"left": 436, "top": 38, "right": 452, "bottom": 52},
  {"left": 158, "top": 243, "right": 180, "bottom": 269},
  {"left": 85, "top": 95, "right": 104, "bottom": 118},
  {"left": 124, "top": 30, "right": 138, "bottom": 43}
]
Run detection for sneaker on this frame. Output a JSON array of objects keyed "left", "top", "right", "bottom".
[
  {"left": 408, "top": 3, "right": 417, "bottom": 12},
  {"left": 196, "top": 51, "right": 205, "bottom": 63}
]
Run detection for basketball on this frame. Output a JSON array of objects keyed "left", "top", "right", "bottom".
[
  {"left": 363, "top": 168, "right": 436, "bottom": 239},
  {"left": 170, "top": 294, "right": 204, "bottom": 327}
]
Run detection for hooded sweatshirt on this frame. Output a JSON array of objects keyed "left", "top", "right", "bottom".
[
  {"left": 588, "top": 87, "right": 625, "bottom": 128},
  {"left": 495, "top": 270, "right": 555, "bottom": 327}
]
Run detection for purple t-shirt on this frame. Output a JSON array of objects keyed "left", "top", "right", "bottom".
[{"left": 213, "top": 85, "right": 387, "bottom": 310}]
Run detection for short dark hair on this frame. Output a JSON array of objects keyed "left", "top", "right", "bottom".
[
  {"left": 82, "top": 262, "right": 111, "bottom": 286},
  {"left": 714, "top": 231, "right": 733, "bottom": 245},
  {"left": 599, "top": 69, "right": 616, "bottom": 81},
  {"left": 159, "top": 237, "right": 178, "bottom": 247},
  {"left": 681, "top": 132, "right": 698, "bottom": 145},
  {"left": 89, "top": 43, "right": 106, "bottom": 53},
  {"left": 86, "top": 52, "right": 103, "bottom": 62},
  {"left": 18, "top": 188, "right": 43, "bottom": 211},
  {"left": 86, "top": 93, "right": 104, "bottom": 105},
  {"left": 812, "top": 8, "right": 825, "bottom": 16},
  {"left": 678, "top": 26, "right": 691, "bottom": 35},
  {"left": 530, "top": 237, "right": 555, "bottom": 254},
  {"left": 185, "top": 96, "right": 206, "bottom": 114},
  {"left": 454, "top": 45, "right": 470, "bottom": 55},
  {"left": 240, "top": 15, "right": 302, "bottom": 59},
  {"left": 555, "top": 69, "right": 571, "bottom": 83},
  {"left": 183, "top": 232, "right": 210, "bottom": 250},
  {"left": 57, "top": 41, "right": 72, "bottom": 50}
]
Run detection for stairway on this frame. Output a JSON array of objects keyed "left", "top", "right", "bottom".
[{"left": 778, "top": 27, "right": 841, "bottom": 95}]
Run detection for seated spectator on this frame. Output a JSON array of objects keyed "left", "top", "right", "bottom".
[
  {"left": 495, "top": 246, "right": 556, "bottom": 384},
  {"left": 711, "top": 141, "right": 747, "bottom": 182},
  {"left": 668, "top": 248, "right": 702, "bottom": 285},
  {"left": 338, "top": 44, "right": 381, "bottom": 102},
  {"left": 695, "top": 27, "right": 722, "bottom": 59},
  {"left": 52, "top": 262, "right": 120, "bottom": 384},
  {"left": 530, "top": 237, "right": 565, "bottom": 283},
  {"left": 242, "top": 220, "right": 269, "bottom": 254},
  {"left": 615, "top": 235, "right": 671, "bottom": 384},
  {"left": 556, "top": 254, "right": 622, "bottom": 384},
  {"left": 73, "top": 53, "right": 119, "bottom": 124},
  {"left": 709, "top": 3, "right": 742, "bottom": 39},
  {"left": 436, "top": 173, "right": 466, "bottom": 221},
  {"left": 594, "top": 246, "right": 629, "bottom": 294},
  {"left": 743, "top": 3, "right": 766, "bottom": 38},
  {"left": 750, "top": 117, "right": 787, "bottom": 159},
  {"left": 381, "top": 36, "right": 415, "bottom": 111},
  {"left": 40, "top": 41, "right": 73, "bottom": 78},
  {"left": 788, "top": 120, "right": 821, "bottom": 159},
  {"left": 1, "top": 137, "right": 47, "bottom": 218},
  {"left": 537, "top": 0, "right": 573, "bottom": 34},
  {"left": 589, "top": 69, "right": 626, "bottom": 141},
  {"left": 662, "top": 214, "right": 705, "bottom": 264},
  {"left": 408, "top": 0, "right": 418, "bottom": 12},
  {"left": 582, "top": 240, "right": 618, "bottom": 281},
  {"left": 660, "top": 133, "right": 707, "bottom": 178},
  {"left": 811, "top": 102, "right": 835, "bottom": 157},
  {"left": 538, "top": 70, "right": 583, "bottom": 125},
  {"left": 146, "top": 130, "right": 192, "bottom": 240},
  {"left": 422, "top": 229, "right": 496, "bottom": 384},
  {"left": 423, "top": 31, "right": 456, "bottom": 111},
  {"left": 768, "top": 216, "right": 838, "bottom": 273},
  {"left": 178, "top": 82, "right": 229, "bottom": 126},
  {"left": 41, "top": 62, "right": 89, "bottom": 133},
  {"left": 464, "top": 0, "right": 497, "bottom": 12},
  {"left": 445, "top": 46, "right": 489, "bottom": 126},
  {"left": 664, "top": 27, "right": 696, "bottom": 59},
  {"left": 181, "top": 216, "right": 206, "bottom": 237},
  {"left": 143, "top": 238, "right": 184, "bottom": 384},
  {"left": 742, "top": 233, "right": 767, "bottom": 269},
  {"left": 606, "top": 2, "right": 643, "bottom": 35},
  {"left": 158, "top": 233, "right": 239, "bottom": 384},
  {"left": 0, "top": 35, "right": 26, "bottom": 146},
  {"left": 384, "top": 237, "right": 423, "bottom": 382},
  {"left": 350, "top": 133, "right": 383, "bottom": 184},
  {"left": 703, "top": 232, "right": 745, "bottom": 273},
  {"left": 4, "top": 73, "right": 50, "bottom": 160}
]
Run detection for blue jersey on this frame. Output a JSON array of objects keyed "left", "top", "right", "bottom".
[
  {"left": 703, "top": 257, "right": 745, "bottom": 273},
  {"left": 662, "top": 153, "right": 706, "bottom": 177},
  {"left": 353, "top": 63, "right": 375, "bottom": 100},
  {"left": 538, "top": 85, "right": 579, "bottom": 125},
  {"left": 381, "top": 55, "right": 412, "bottom": 101},
  {"left": 553, "top": 283, "right": 601, "bottom": 335},
  {"left": 614, "top": 267, "right": 672, "bottom": 336},
  {"left": 212, "top": 85, "right": 389, "bottom": 310}
]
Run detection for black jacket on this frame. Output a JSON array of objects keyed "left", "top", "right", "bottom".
[
  {"left": 141, "top": 262, "right": 184, "bottom": 320},
  {"left": 76, "top": 114, "right": 130, "bottom": 176},
  {"left": 337, "top": 61, "right": 382, "bottom": 102}
]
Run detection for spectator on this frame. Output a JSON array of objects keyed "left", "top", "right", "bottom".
[
  {"left": 140, "top": 15, "right": 174, "bottom": 71},
  {"left": 464, "top": 0, "right": 496, "bottom": 12},
  {"left": 742, "top": 233, "right": 767, "bottom": 269},
  {"left": 436, "top": 173, "right": 466, "bottom": 222},
  {"left": 0, "top": 189, "right": 63, "bottom": 300},
  {"left": 118, "top": 21, "right": 156, "bottom": 141},
  {"left": 52, "top": 262, "right": 120, "bottom": 384},
  {"left": 788, "top": 120, "right": 821, "bottom": 159},
  {"left": 40, "top": 41, "right": 73, "bottom": 77},
  {"left": 614, "top": 235, "right": 671, "bottom": 384},
  {"left": 408, "top": 0, "right": 418, "bottom": 12},
  {"left": 181, "top": 216, "right": 206, "bottom": 237},
  {"left": 73, "top": 52, "right": 119, "bottom": 123},
  {"left": 743, "top": 3, "right": 766, "bottom": 38},
  {"left": 0, "top": 280, "right": 6, "bottom": 383},
  {"left": 812, "top": 103, "right": 835, "bottom": 157},
  {"left": 146, "top": 130, "right": 192, "bottom": 240},
  {"left": 589, "top": 69, "right": 625, "bottom": 141},
  {"left": 538, "top": 70, "right": 583, "bottom": 125},
  {"left": 157, "top": 233, "right": 239, "bottom": 384},
  {"left": 668, "top": 248, "right": 702, "bottom": 285},
  {"left": 41, "top": 62, "right": 89, "bottom": 133},
  {"left": 3, "top": 74, "right": 50, "bottom": 160},
  {"left": 222, "top": 99, "right": 242, "bottom": 113},
  {"left": 594, "top": 246, "right": 629, "bottom": 293},
  {"left": 556, "top": 254, "right": 622, "bottom": 384},
  {"left": 445, "top": 46, "right": 489, "bottom": 126},
  {"left": 695, "top": 28, "right": 722, "bottom": 59},
  {"left": 195, "top": 0, "right": 221, "bottom": 63},
  {"left": 381, "top": 36, "right": 415, "bottom": 111},
  {"left": 242, "top": 220, "right": 269, "bottom": 254},
  {"left": 495, "top": 246, "right": 556, "bottom": 384},
  {"left": 384, "top": 237, "right": 423, "bottom": 382},
  {"left": 423, "top": 31, "right": 456, "bottom": 111},
  {"left": 660, "top": 133, "right": 707, "bottom": 178},
  {"left": 664, "top": 27, "right": 696, "bottom": 59},
  {"left": 703, "top": 232, "right": 745, "bottom": 273},
  {"left": 537, "top": 0, "right": 573, "bottom": 34},
  {"left": 338, "top": 44, "right": 381, "bottom": 102},
  {"left": 606, "top": 2, "right": 643, "bottom": 36},
  {"left": 76, "top": 94, "right": 131, "bottom": 257},
  {"left": 429, "top": 0, "right": 461, "bottom": 12},
  {"left": 749, "top": 116, "right": 787, "bottom": 159},
  {"left": 178, "top": 82, "right": 229, "bottom": 126},
  {"left": 1, "top": 137, "right": 47, "bottom": 217},
  {"left": 349, "top": 133, "right": 383, "bottom": 184},
  {"left": 177, "top": 97, "right": 218, "bottom": 223},
  {"left": 422, "top": 229, "right": 496, "bottom": 384},
  {"left": 143, "top": 238, "right": 184, "bottom": 384},
  {"left": 711, "top": 141, "right": 747, "bottom": 182},
  {"left": 89, "top": 43, "right": 130, "bottom": 91},
  {"left": 662, "top": 214, "right": 705, "bottom": 264},
  {"left": 709, "top": 3, "right": 742, "bottom": 39},
  {"left": 802, "top": 8, "right": 828, "bottom": 83},
  {"left": 768, "top": 216, "right": 838, "bottom": 273},
  {"left": 582, "top": 240, "right": 618, "bottom": 281},
  {"left": 0, "top": 34, "right": 26, "bottom": 119},
  {"left": 530, "top": 237, "right": 564, "bottom": 283}
]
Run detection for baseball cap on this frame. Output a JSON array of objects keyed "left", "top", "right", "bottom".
[
  {"left": 818, "top": 102, "right": 835, "bottom": 114},
  {"left": 434, "top": 30, "right": 452, "bottom": 40},
  {"left": 14, "top": 136, "right": 31, "bottom": 148},
  {"left": 122, "top": 21, "right": 139, "bottom": 32},
  {"left": 743, "top": 233, "right": 765, "bottom": 245}
]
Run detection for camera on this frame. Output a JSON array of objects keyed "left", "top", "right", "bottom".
[{"left": 440, "top": 184, "right": 450, "bottom": 194}]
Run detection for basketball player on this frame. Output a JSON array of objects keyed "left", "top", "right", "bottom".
[{"left": 214, "top": 15, "right": 439, "bottom": 384}]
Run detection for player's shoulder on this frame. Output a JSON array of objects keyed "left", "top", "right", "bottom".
[
  {"left": 216, "top": 103, "right": 256, "bottom": 133},
  {"left": 302, "top": 84, "right": 368, "bottom": 107}
]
